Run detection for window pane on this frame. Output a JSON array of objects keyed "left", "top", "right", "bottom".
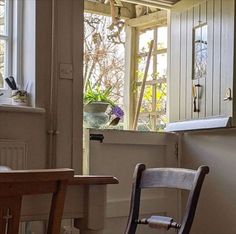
[
  {"left": 137, "top": 115, "right": 151, "bottom": 131},
  {"left": 157, "top": 27, "right": 167, "bottom": 49},
  {"left": 157, "top": 53, "right": 167, "bottom": 78},
  {"left": 137, "top": 56, "right": 153, "bottom": 81},
  {"left": 0, "top": 0, "right": 6, "bottom": 35},
  {"left": 193, "top": 25, "right": 208, "bottom": 79},
  {"left": 138, "top": 29, "right": 154, "bottom": 53},
  {"left": 0, "top": 40, "right": 6, "bottom": 88},
  {"left": 140, "top": 85, "right": 153, "bottom": 113}
]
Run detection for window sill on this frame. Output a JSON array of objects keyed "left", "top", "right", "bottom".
[
  {"left": 165, "top": 116, "right": 232, "bottom": 132},
  {"left": 0, "top": 104, "right": 45, "bottom": 114}
]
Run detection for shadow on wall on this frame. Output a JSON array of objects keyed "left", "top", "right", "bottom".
[{"left": 182, "top": 129, "right": 236, "bottom": 234}]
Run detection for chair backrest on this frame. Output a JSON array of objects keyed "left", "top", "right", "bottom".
[
  {"left": 0, "top": 168, "right": 74, "bottom": 234},
  {"left": 125, "top": 163, "right": 209, "bottom": 234}
]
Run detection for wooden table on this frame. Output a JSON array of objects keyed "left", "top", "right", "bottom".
[{"left": 21, "top": 175, "right": 118, "bottom": 234}]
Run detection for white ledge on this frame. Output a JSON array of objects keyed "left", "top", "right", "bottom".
[
  {"left": 165, "top": 117, "right": 232, "bottom": 132},
  {"left": 0, "top": 105, "right": 45, "bottom": 114}
]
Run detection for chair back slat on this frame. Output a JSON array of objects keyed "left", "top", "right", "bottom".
[
  {"left": 0, "top": 168, "right": 74, "bottom": 234},
  {"left": 140, "top": 168, "right": 196, "bottom": 190}
]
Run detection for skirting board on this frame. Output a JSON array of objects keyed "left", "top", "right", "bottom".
[{"left": 165, "top": 117, "right": 232, "bottom": 132}]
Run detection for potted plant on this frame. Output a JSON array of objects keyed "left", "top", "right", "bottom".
[
  {"left": 84, "top": 83, "right": 113, "bottom": 113},
  {"left": 83, "top": 83, "right": 124, "bottom": 128}
]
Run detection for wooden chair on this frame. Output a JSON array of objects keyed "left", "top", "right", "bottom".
[
  {"left": 125, "top": 163, "right": 209, "bottom": 234},
  {"left": 0, "top": 168, "right": 74, "bottom": 234}
]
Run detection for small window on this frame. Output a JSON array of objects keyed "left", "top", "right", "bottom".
[
  {"left": 193, "top": 24, "right": 207, "bottom": 80},
  {"left": 0, "top": 0, "right": 12, "bottom": 89}
]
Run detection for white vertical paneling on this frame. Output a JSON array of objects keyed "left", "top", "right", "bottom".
[
  {"left": 193, "top": 4, "right": 200, "bottom": 28},
  {"left": 212, "top": 0, "right": 221, "bottom": 116},
  {"left": 200, "top": 1, "right": 207, "bottom": 24},
  {"left": 220, "top": 0, "right": 234, "bottom": 116},
  {"left": 169, "top": 0, "right": 235, "bottom": 125},
  {"left": 206, "top": 0, "right": 214, "bottom": 117},
  {"left": 180, "top": 11, "right": 187, "bottom": 120},
  {"left": 169, "top": 12, "right": 181, "bottom": 122},
  {"left": 186, "top": 8, "right": 193, "bottom": 120}
]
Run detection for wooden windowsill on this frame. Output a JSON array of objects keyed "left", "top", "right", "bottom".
[{"left": 0, "top": 104, "right": 45, "bottom": 114}]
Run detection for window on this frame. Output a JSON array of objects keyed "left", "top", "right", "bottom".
[
  {"left": 193, "top": 24, "right": 207, "bottom": 80},
  {"left": 0, "top": 0, "right": 12, "bottom": 89},
  {"left": 134, "top": 26, "right": 168, "bottom": 131}
]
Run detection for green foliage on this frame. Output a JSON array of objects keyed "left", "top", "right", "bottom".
[{"left": 84, "top": 82, "right": 115, "bottom": 106}]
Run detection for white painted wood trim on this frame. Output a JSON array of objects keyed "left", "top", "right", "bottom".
[
  {"left": 126, "top": 11, "right": 167, "bottom": 28},
  {"left": 0, "top": 105, "right": 45, "bottom": 114},
  {"left": 88, "top": 129, "right": 175, "bottom": 145},
  {"left": 165, "top": 117, "right": 232, "bottom": 132}
]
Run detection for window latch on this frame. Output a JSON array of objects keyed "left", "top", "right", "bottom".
[{"left": 90, "top": 134, "right": 104, "bottom": 143}]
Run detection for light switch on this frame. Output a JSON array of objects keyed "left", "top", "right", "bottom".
[{"left": 59, "top": 63, "right": 73, "bottom": 79}]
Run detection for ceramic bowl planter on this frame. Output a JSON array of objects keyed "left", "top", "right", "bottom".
[{"left": 83, "top": 102, "right": 109, "bottom": 128}]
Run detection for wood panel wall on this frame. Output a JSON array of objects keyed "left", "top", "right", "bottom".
[{"left": 169, "top": 0, "right": 235, "bottom": 123}]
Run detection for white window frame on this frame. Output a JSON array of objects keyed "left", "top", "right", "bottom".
[
  {"left": 136, "top": 26, "right": 167, "bottom": 131},
  {"left": 0, "top": 0, "right": 13, "bottom": 90},
  {"left": 124, "top": 11, "right": 168, "bottom": 131},
  {"left": 0, "top": 0, "right": 22, "bottom": 103}
]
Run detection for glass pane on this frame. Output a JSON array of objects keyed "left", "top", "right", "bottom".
[
  {"left": 0, "top": 0, "right": 6, "bottom": 35},
  {"left": 157, "top": 27, "right": 167, "bottom": 49},
  {"left": 157, "top": 53, "right": 167, "bottom": 78},
  {"left": 193, "top": 25, "right": 207, "bottom": 79},
  {"left": 202, "top": 25, "right": 208, "bottom": 50},
  {"left": 195, "top": 27, "right": 201, "bottom": 42},
  {"left": 0, "top": 40, "right": 5, "bottom": 88},
  {"left": 138, "top": 29, "right": 154, "bottom": 53},
  {"left": 139, "top": 85, "right": 153, "bottom": 113},
  {"left": 156, "top": 82, "right": 167, "bottom": 112},
  {"left": 137, "top": 56, "right": 153, "bottom": 82},
  {"left": 137, "top": 115, "right": 152, "bottom": 131}
]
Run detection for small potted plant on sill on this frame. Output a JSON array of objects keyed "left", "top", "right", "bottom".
[{"left": 83, "top": 83, "right": 124, "bottom": 129}]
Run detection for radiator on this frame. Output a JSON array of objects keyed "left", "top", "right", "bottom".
[{"left": 0, "top": 140, "right": 27, "bottom": 169}]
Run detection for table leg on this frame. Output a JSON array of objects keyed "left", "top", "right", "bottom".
[{"left": 74, "top": 185, "right": 107, "bottom": 234}]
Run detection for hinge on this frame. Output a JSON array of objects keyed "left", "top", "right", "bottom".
[{"left": 174, "top": 143, "right": 179, "bottom": 159}]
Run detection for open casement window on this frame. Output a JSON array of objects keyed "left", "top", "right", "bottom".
[
  {"left": 0, "top": 0, "right": 12, "bottom": 90},
  {"left": 124, "top": 11, "right": 168, "bottom": 131},
  {"left": 135, "top": 26, "right": 167, "bottom": 131}
]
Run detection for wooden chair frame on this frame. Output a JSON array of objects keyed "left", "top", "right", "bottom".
[
  {"left": 125, "top": 163, "right": 209, "bottom": 234},
  {"left": 0, "top": 168, "right": 74, "bottom": 234}
]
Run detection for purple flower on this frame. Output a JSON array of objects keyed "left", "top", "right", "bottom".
[{"left": 111, "top": 106, "right": 124, "bottom": 118}]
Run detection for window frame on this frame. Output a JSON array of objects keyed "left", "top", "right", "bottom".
[
  {"left": 124, "top": 11, "right": 168, "bottom": 131},
  {"left": 0, "top": 0, "right": 13, "bottom": 91},
  {"left": 0, "top": 0, "right": 22, "bottom": 103}
]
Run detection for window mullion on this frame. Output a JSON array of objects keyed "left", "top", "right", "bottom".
[{"left": 151, "top": 28, "right": 158, "bottom": 131}]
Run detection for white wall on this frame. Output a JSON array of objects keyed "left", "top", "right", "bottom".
[
  {"left": 181, "top": 129, "right": 236, "bottom": 234},
  {"left": 0, "top": 108, "right": 46, "bottom": 169}
]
